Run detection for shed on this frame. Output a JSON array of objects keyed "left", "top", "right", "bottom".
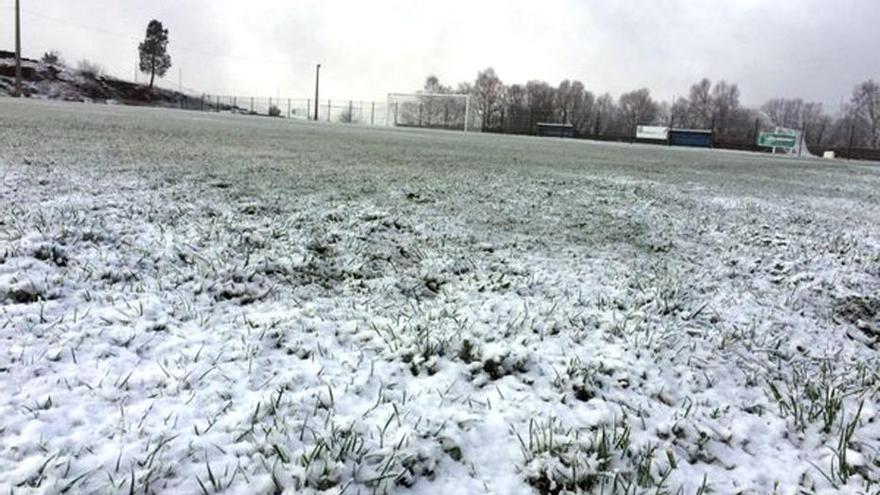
[
  {"left": 537, "top": 123, "right": 575, "bottom": 138},
  {"left": 669, "top": 129, "right": 714, "bottom": 148}
]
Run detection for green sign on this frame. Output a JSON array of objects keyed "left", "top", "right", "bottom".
[{"left": 758, "top": 132, "right": 798, "bottom": 149}]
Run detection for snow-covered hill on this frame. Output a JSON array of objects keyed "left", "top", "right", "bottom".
[{"left": 0, "top": 51, "right": 186, "bottom": 106}]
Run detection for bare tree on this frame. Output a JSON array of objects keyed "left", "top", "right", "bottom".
[
  {"left": 593, "top": 93, "right": 617, "bottom": 136},
  {"left": 618, "top": 88, "right": 659, "bottom": 135},
  {"left": 761, "top": 98, "right": 834, "bottom": 149},
  {"left": 503, "top": 83, "right": 530, "bottom": 134},
  {"left": 670, "top": 97, "right": 691, "bottom": 128},
  {"left": 572, "top": 89, "right": 596, "bottom": 136},
  {"left": 472, "top": 68, "right": 504, "bottom": 131},
  {"left": 418, "top": 75, "right": 457, "bottom": 127},
  {"left": 555, "top": 80, "right": 577, "bottom": 124},
  {"left": 555, "top": 80, "right": 594, "bottom": 134},
  {"left": 850, "top": 79, "right": 880, "bottom": 148},
  {"left": 762, "top": 98, "right": 805, "bottom": 129},
  {"left": 711, "top": 81, "right": 741, "bottom": 135},
  {"left": 799, "top": 102, "right": 831, "bottom": 149},
  {"left": 688, "top": 78, "right": 714, "bottom": 128},
  {"left": 656, "top": 101, "right": 671, "bottom": 127},
  {"left": 525, "top": 80, "right": 556, "bottom": 132}
]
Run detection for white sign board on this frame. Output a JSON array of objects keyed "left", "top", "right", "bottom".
[{"left": 636, "top": 125, "right": 669, "bottom": 141}]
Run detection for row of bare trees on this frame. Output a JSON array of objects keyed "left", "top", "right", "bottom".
[{"left": 418, "top": 69, "right": 880, "bottom": 150}]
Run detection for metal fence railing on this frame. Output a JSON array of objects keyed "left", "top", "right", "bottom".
[
  {"left": 172, "top": 94, "right": 395, "bottom": 126},
  {"left": 168, "top": 93, "right": 479, "bottom": 132}
]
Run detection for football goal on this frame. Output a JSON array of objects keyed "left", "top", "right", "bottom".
[{"left": 386, "top": 93, "right": 472, "bottom": 131}]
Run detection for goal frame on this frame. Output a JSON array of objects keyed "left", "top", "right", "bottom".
[{"left": 386, "top": 92, "right": 471, "bottom": 132}]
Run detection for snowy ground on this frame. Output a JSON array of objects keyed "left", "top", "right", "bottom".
[{"left": 1, "top": 98, "right": 879, "bottom": 494}]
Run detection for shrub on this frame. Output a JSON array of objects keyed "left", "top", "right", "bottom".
[
  {"left": 268, "top": 105, "right": 282, "bottom": 117},
  {"left": 41, "top": 51, "right": 63, "bottom": 66},
  {"left": 338, "top": 108, "right": 356, "bottom": 124},
  {"left": 76, "top": 59, "right": 103, "bottom": 78}
]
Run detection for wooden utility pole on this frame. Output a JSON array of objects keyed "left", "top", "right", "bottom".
[
  {"left": 314, "top": 64, "right": 321, "bottom": 121},
  {"left": 15, "top": 0, "right": 23, "bottom": 97}
]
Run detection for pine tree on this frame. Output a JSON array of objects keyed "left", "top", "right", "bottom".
[{"left": 138, "top": 20, "right": 171, "bottom": 89}]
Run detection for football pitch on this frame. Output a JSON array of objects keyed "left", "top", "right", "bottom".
[{"left": 1, "top": 99, "right": 879, "bottom": 494}]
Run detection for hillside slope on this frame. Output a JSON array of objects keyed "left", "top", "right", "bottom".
[{"left": 0, "top": 50, "right": 187, "bottom": 106}]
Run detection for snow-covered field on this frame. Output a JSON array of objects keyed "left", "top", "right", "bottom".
[{"left": 1, "top": 98, "right": 879, "bottom": 494}]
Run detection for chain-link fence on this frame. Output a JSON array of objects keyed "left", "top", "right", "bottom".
[
  {"left": 170, "top": 93, "right": 482, "bottom": 132},
  {"left": 173, "top": 94, "right": 396, "bottom": 126}
]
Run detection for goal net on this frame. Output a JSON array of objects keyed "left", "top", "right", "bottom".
[{"left": 386, "top": 93, "right": 472, "bottom": 131}]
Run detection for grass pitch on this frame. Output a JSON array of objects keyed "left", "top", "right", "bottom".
[{"left": 1, "top": 99, "right": 879, "bottom": 494}]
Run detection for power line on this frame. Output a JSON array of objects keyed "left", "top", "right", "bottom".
[{"left": 1, "top": 7, "right": 314, "bottom": 68}]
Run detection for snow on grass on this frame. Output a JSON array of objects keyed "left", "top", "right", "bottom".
[{"left": 1, "top": 98, "right": 879, "bottom": 494}]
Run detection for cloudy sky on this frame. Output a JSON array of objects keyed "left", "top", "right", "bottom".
[{"left": 5, "top": 0, "right": 879, "bottom": 110}]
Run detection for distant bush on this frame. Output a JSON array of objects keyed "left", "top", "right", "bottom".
[
  {"left": 338, "top": 108, "right": 357, "bottom": 124},
  {"left": 76, "top": 59, "right": 103, "bottom": 78},
  {"left": 268, "top": 105, "right": 282, "bottom": 117},
  {"left": 41, "top": 51, "right": 63, "bottom": 66}
]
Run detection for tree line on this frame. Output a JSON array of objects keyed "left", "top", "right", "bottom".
[{"left": 419, "top": 68, "right": 880, "bottom": 150}]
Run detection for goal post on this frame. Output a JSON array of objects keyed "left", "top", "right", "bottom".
[{"left": 386, "top": 93, "right": 471, "bottom": 132}]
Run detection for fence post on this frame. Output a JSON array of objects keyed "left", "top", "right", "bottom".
[
  {"left": 371, "top": 101, "right": 375, "bottom": 125},
  {"left": 752, "top": 118, "right": 760, "bottom": 149},
  {"left": 848, "top": 124, "right": 855, "bottom": 159},
  {"left": 710, "top": 116, "right": 716, "bottom": 148},
  {"left": 307, "top": 99, "right": 311, "bottom": 120},
  {"left": 287, "top": 98, "right": 291, "bottom": 118},
  {"left": 799, "top": 122, "right": 807, "bottom": 157},
  {"left": 200, "top": 95, "right": 204, "bottom": 111},
  {"left": 327, "top": 99, "right": 331, "bottom": 122},
  {"left": 348, "top": 100, "right": 353, "bottom": 124},
  {"left": 395, "top": 102, "right": 399, "bottom": 126},
  {"left": 233, "top": 96, "right": 237, "bottom": 112},
  {"left": 250, "top": 97, "right": 254, "bottom": 114},
  {"left": 216, "top": 95, "right": 220, "bottom": 112}
]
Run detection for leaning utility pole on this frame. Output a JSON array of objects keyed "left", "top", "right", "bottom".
[
  {"left": 14, "top": 0, "right": 23, "bottom": 97},
  {"left": 314, "top": 64, "right": 321, "bottom": 121}
]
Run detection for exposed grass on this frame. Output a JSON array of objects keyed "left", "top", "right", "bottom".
[{"left": 1, "top": 99, "right": 879, "bottom": 493}]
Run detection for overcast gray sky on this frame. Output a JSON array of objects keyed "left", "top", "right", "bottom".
[{"left": 4, "top": 0, "right": 879, "bottom": 111}]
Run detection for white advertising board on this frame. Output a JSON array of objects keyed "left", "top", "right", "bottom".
[{"left": 636, "top": 125, "right": 669, "bottom": 141}]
